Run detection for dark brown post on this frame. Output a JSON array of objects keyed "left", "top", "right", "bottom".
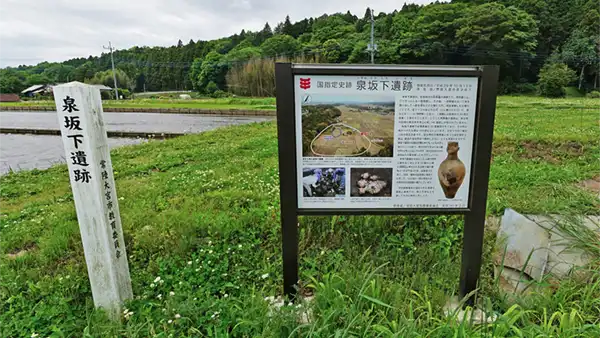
[
  {"left": 275, "top": 63, "right": 299, "bottom": 299},
  {"left": 459, "top": 65, "right": 499, "bottom": 306}
]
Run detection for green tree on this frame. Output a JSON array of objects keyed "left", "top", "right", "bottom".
[
  {"left": 281, "top": 15, "right": 293, "bottom": 36},
  {"left": 189, "top": 57, "right": 203, "bottom": 92},
  {"left": 0, "top": 69, "right": 26, "bottom": 93},
  {"left": 311, "top": 14, "right": 356, "bottom": 43},
  {"left": 399, "top": 3, "right": 469, "bottom": 64},
  {"left": 42, "top": 64, "right": 75, "bottom": 82},
  {"left": 260, "top": 34, "right": 300, "bottom": 58},
  {"left": 26, "top": 73, "right": 51, "bottom": 86},
  {"left": 538, "top": 63, "right": 577, "bottom": 97},
  {"left": 194, "top": 51, "right": 228, "bottom": 92},
  {"left": 455, "top": 3, "right": 538, "bottom": 78},
  {"left": 72, "top": 61, "right": 97, "bottom": 82},
  {"left": 347, "top": 41, "right": 370, "bottom": 63},
  {"left": 225, "top": 47, "right": 262, "bottom": 64},
  {"left": 321, "top": 39, "right": 341, "bottom": 63},
  {"left": 579, "top": 0, "right": 600, "bottom": 37},
  {"left": 254, "top": 23, "right": 273, "bottom": 45},
  {"left": 558, "top": 30, "right": 598, "bottom": 89}
]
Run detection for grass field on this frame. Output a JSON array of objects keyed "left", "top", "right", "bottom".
[{"left": 1, "top": 96, "right": 599, "bottom": 337}]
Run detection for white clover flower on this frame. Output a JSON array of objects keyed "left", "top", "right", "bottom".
[
  {"left": 195, "top": 268, "right": 200, "bottom": 272},
  {"left": 193, "top": 297, "right": 197, "bottom": 301},
  {"left": 238, "top": 244, "right": 242, "bottom": 248},
  {"left": 224, "top": 294, "right": 228, "bottom": 298},
  {"left": 208, "top": 250, "right": 213, "bottom": 254},
  {"left": 150, "top": 283, "right": 155, "bottom": 288},
  {"left": 208, "top": 241, "right": 212, "bottom": 245},
  {"left": 154, "top": 276, "right": 161, "bottom": 283},
  {"left": 123, "top": 308, "right": 129, "bottom": 314},
  {"left": 159, "top": 280, "right": 164, "bottom": 284},
  {"left": 169, "top": 291, "right": 175, "bottom": 296},
  {"left": 261, "top": 273, "right": 269, "bottom": 279},
  {"left": 187, "top": 261, "right": 192, "bottom": 265},
  {"left": 157, "top": 294, "right": 162, "bottom": 299},
  {"left": 175, "top": 314, "right": 181, "bottom": 319},
  {"left": 31, "top": 333, "right": 39, "bottom": 338},
  {"left": 210, "top": 311, "right": 220, "bottom": 319},
  {"left": 168, "top": 319, "right": 173, "bottom": 324}
]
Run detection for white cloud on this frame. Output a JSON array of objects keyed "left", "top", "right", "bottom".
[{"left": 0, "top": 0, "right": 436, "bottom": 67}]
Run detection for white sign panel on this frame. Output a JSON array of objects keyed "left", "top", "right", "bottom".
[
  {"left": 54, "top": 82, "right": 132, "bottom": 318},
  {"left": 295, "top": 75, "right": 479, "bottom": 209}
]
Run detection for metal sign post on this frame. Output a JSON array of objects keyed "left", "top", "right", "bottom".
[{"left": 275, "top": 63, "right": 498, "bottom": 305}]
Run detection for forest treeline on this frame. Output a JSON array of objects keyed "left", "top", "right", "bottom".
[{"left": 1, "top": 0, "right": 598, "bottom": 96}]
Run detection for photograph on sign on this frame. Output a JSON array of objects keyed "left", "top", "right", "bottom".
[
  {"left": 301, "top": 94, "right": 395, "bottom": 157},
  {"left": 294, "top": 75, "right": 479, "bottom": 209},
  {"left": 350, "top": 168, "right": 393, "bottom": 197},
  {"left": 302, "top": 167, "right": 346, "bottom": 197}
]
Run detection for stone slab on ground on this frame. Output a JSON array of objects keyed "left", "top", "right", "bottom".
[
  {"left": 495, "top": 209, "right": 600, "bottom": 291},
  {"left": 265, "top": 295, "right": 314, "bottom": 324},
  {"left": 496, "top": 208, "right": 551, "bottom": 281},
  {"left": 443, "top": 296, "right": 498, "bottom": 325}
]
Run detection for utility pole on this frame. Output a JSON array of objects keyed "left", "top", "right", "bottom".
[
  {"left": 366, "top": 8, "right": 377, "bottom": 64},
  {"left": 103, "top": 41, "right": 119, "bottom": 100}
]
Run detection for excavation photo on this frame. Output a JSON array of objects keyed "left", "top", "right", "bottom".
[
  {"left": 350, "top": 168, "right": 393, "bottom": 197},
  {"left": 302, "top": 167, "right": 346, "bottom": 197}
]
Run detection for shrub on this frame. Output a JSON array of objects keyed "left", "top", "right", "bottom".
[
  {"left": 586, "top": 90, "right": 600, "bottom": 98},
  {"left": 564, "top": 86, "right": 585, "bottom": 97},
  {"left": 498, "top": 78, "right": 537, "bottom": 95},
  {"left": 538, "top": 63, "right": 577, "bottom": 98},
  {"left": 100, "top": 90, "right": 113, "bottom": 100},
  {"left": 205, "top": 81, "right": 218, "bottom": 94},
  {"left": 117, "top": 88, "right": 131, "bottom": 99},
  {"left": 210, "top": 90, "right": 229, "bottom": 98}
]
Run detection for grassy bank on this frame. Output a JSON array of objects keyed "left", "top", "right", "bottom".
[
  {"left": 1, "top": 98, "right": 599, "bottom": 336},
  {"left": 0, "top": 97, "right": 276, "bottom": 111}
]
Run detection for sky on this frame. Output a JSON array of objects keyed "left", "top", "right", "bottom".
[{"left": 0, "top": 0, "right": 436, "bottom": 68}]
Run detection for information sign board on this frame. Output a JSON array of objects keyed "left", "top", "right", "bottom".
[
  {"left": 275, "top": 64, "right": 499, "bottom": 305},
  {"left": 295, "top": 74, "right": 479, "bottom": 210}
]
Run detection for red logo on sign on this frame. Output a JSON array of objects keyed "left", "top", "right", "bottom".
[{"left": 299, "top": 78, "right": 311, "bottom": 90}]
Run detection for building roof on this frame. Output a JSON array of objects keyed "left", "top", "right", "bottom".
[
  {"left": 0, "top": 93, "right": 20, "bottom": 102},
  {"left": 90, "top": 84, "right": 113, "bottom": 91},
  {"left": 21, "top": 84, "right": 47, "bottom": 94}
]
